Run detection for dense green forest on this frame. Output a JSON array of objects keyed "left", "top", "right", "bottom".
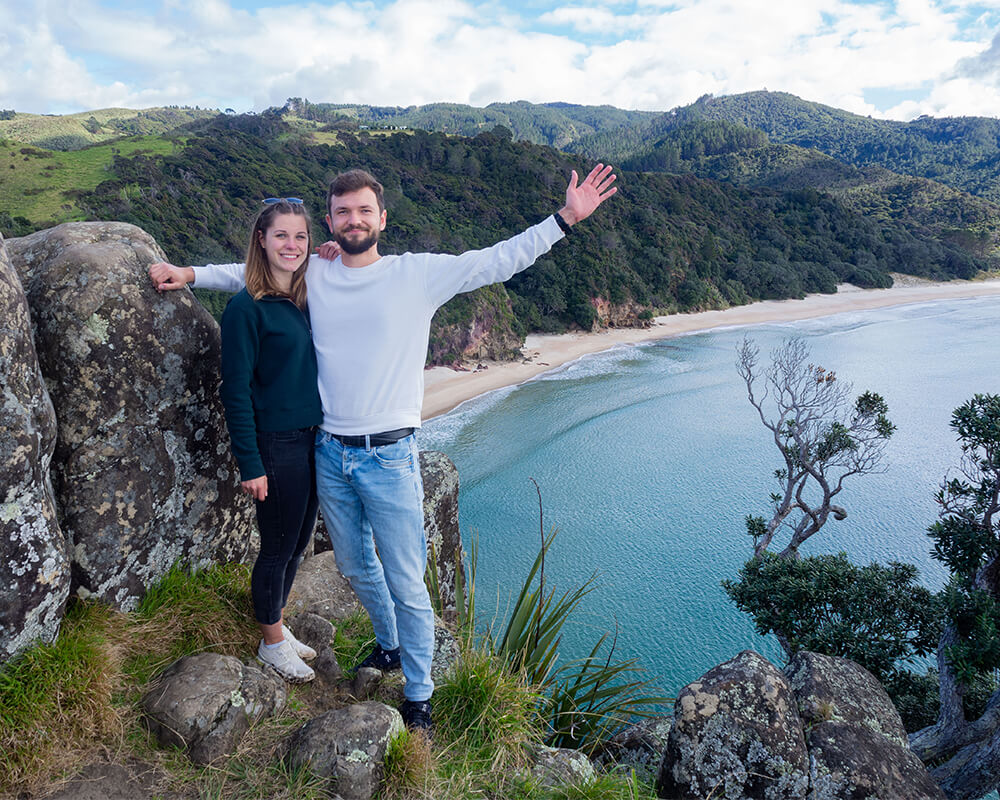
[
  {"left": 61, "top": 113, "right": 991, "bottom": 363},
  {"left": 283, "top": 97, "right": 658, "bottom": 150},
  {"left": 569, "top": 91, "right": 1000, "bottom": 203},
  {"left": 275, "top": 93, "right": 1000, "bottom": 206},
  {"left": 3, "top": 94, "right": 999, "bottom": 364}
]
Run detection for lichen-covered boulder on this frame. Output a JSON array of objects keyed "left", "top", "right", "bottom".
[
  {"left": 807, "top": 721, "right": 946, "bottom": 800},
  {"left": 0, "top": 231, "right": 70, "bottom": 660},
  {"left": 141, "top": 652, "right": 287, "bottom": 764},
  {"left": 786, "top": 651, "right": 909, "bottom": 748},
  {"left": 7, "top": 222, "right": 252, "bottom": 609},
  {"left": 657, "top": 650, "right": 809, "bottom": 800},
  {"left": 420, "top": 451, "right": 463, "bottom": 619},
  {"left": 287, "top": 701, "right": 403, "bottom": 800},
  {"left": 526, "top": 744, "right": 596, "bottom": 789}
]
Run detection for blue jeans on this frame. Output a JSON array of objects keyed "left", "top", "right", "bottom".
[
  {"left": 314, "top": 431, "right": 434, "bottom": 701},
  {"left": 251, "top": 428, "right": 319, "bottom": 626}
]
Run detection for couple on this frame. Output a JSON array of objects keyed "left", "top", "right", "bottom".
[{"left": 149, "top": 164, "right": 617, "bottom": 732}]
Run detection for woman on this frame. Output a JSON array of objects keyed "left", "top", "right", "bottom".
[{"left": 220, "top": 197, "right": 323, "bottom": 683}]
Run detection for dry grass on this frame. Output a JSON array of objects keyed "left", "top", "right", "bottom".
[{"left": 0, "top": 601, "right": 128, "bottom": 794}]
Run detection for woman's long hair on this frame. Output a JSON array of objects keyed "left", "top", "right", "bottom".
[{"left": 245, "top": 201, "right": 312, "bottom": 309}]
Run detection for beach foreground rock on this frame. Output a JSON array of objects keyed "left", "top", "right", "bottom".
[{"left": 655, "top": 649, "right": 945, "bottom": 799}]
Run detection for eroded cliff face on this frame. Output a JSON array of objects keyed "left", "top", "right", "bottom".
[
  {"left": 0, "top": 231, "right": 69, "bottom": 659},
  {"left": 428, "top": 284, "right": 522, "bottom": 365},
  {"left": 589, "top": 298, "right": 653, "bottom": 330},
  {"left": 6, "top": 222, "right": 254, "bottom": 612}
]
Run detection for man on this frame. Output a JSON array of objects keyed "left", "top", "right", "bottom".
[{"left": 149, "top": 164, "right": 617, "bottom": 731}]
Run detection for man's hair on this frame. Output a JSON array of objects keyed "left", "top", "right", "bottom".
[
  {"left": 244, "top": 200, "right": 312, "bottom": 309},
  {"left": 327, "top": 169, "right": 385, "bottom": 214}
]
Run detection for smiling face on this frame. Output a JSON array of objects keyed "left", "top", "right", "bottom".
[
  {"left": 259, "top": 212, "right": 310, "bottom": 288},
  {"left": 326, "top": 187, "right": 387, "bottom": 256}
]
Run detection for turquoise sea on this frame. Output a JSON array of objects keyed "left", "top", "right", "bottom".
[{"left": 420, "top": 295, "right": 1000, "bottom": 696}]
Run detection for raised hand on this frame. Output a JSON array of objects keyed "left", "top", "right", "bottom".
[
  {"left": 558, "top": 164, "right": 617, "bottom": 226},
  {"left": 149, "top": 261, "right": 195, "bottom": 291}
]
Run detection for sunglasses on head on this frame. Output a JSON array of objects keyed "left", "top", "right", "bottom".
[{"left": 263, "top": 197, "right": 304, "bottom": 205}]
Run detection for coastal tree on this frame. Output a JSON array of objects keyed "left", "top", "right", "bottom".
[
  {"left": 910, "top": 394, "right": 1000, "bottom": 800},
  {"left": 725, "top": 338, "right": 941, "bottom": 727},
  {"left": 734, "top": 337, "right": 895, "bottom": 558}
]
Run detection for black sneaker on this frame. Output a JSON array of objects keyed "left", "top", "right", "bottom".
[
  {"left": 356, "top": 643, "right": 401, "bottom": 672},
  {"left": 400, "top": 699, "right": 433, "bottom": 733}
]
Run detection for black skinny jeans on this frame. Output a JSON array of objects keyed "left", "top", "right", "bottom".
[{"left": 251, "top": 428, "right": 319, "bottom": 625}]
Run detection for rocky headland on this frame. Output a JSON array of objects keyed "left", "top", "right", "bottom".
[{"left": 1, "top": 222, "right": 951, "bottom": 799}]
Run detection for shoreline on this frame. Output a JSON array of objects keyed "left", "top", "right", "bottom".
[{"left": 421, "top": 276, "right": 1000, "bottom": 421}]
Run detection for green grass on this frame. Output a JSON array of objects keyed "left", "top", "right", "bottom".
[
  {"left": 0, "top": 107, "right": 216, "bottom": 149},
  {"left": 0, "top": 135, "right": 183, "bottom": 229},
  {"left": 0, "top": 600, "right": 123, "bottom": 789},
  {"left": 0, "top": 560, "right": 661, "bottom": 800},
  {"left": 126, "top": 562, "right": 258, "bottom": 685}
]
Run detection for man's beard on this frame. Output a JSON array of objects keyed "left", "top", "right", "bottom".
[{"left": 335, "top": 226, "right": 379, "bottom": 255}]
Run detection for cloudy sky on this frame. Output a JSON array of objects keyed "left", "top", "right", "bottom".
[{"left": 3, "top": 0, "right": 1000, "bottom": 119}]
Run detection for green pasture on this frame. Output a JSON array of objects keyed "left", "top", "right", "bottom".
[{"left": 0, "top": 136, "right": 182, "bottom": 228}]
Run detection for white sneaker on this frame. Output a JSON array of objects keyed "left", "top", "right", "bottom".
[
  {"left": 257, "top": 639, "right": 315, "bottom": 684},
  {"left": 282, "top": 624, "right": 317, "bottom": 660}
]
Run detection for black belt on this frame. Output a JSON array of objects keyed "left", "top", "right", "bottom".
[{"left": 331, "top": 427, "right": 414, "bottom": 447}]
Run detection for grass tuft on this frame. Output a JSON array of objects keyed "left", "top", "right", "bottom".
[
  {"left": 0, "top": 600, "right": 125, "bottom": 793},
  {"left": 381, "top": 729, "right": 435, "bottom": 799},
  {"left": 126, "top": 562, "right": 259, "bottom": 685},
  {"left": 434, "top": 648, "right": 542, "bottom": 772}
]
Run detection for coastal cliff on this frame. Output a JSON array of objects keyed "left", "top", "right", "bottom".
[{"left": 0, "top": 221, "right": 950, "bottom": 799}]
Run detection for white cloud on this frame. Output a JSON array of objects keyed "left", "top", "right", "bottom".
[{"left": 0, "top": 0, "right": 999, "bottom": 120}]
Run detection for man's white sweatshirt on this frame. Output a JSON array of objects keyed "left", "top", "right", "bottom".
[{"left": 194, "top": 216, "right": 564, "bottom": 435}]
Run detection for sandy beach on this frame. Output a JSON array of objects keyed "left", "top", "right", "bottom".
[{"left": 421, "top": 275, "right": 1000, "bottom": 421}]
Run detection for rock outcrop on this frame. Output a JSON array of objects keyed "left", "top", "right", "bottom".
[
  {"left": 785, "top": 651, "right": 908, "bottom": 748},
  {"left": 141, "top": 652, "right": 287, "bottom": 764},
  {"left": 7, "top": 222, "right": 253, "bottom": 610},
  {"left": 655, "top": 650, "right": 946, "bottom": 800},
  {"left": 657, "top": 650, "right": 809, "bottom": 799},
  {"left": 420, "top": 451, "right": 463, "bottom": 618},
  {"left": 807, "top": 721, "right": 945, "bottom": 800},
  {"left": 0, "top": 231, "right": 70, "bottom": 659},
  {"left": 287, "top": 701, "right": 403, "bottom": 800}
]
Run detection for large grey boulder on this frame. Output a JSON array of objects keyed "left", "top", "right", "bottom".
[
  {"left": 141, "top": 652, "right": 287, "bottom": 764},
  {"left": 0, "top": 231, "right": 70, "bottom": 660},
  {"left": 657, "top": 650, "right": 809, "bottom": 800},
  {"left": 786, "top": 651, "right": 908, "bottom": 748},
  {"left": 7, "top": 222, "right": 252, "bottom": 609},
  {"left": 807, "top": 721, "right": 946, "bottom": 800},
  {"left": 287, "top": 701, "right": 403, "bottom": 800},
  {"left": 419, "top": 451, "right": 463, "bottom": 619}
]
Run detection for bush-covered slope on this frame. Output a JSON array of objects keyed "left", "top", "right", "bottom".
[{"left": 58, "top": 115, "right": 990, "bottom": 363}]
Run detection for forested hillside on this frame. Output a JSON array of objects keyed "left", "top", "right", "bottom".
[
  {"left": 56, "top": 113, "right": 989, "bottom": 362},
  {"left": 0, "top": 107, "right": 218, "bottom": 151},
  {"left": 570, "top": 91, "right": 1000, "bottom": 203},
  {"left": 2, "top": 97, "right": 998, "bottom": 364},
  {"left": 283, "top": 98, "right": 657, "bottom": 149}
]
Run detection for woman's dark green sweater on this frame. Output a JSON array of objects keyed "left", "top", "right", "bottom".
[{"left": 220, "top": 289, "right": 322, "bottom": 480}]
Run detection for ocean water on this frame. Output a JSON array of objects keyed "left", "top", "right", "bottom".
[{"left": 419, "top": 295, "right": 1000, "bottom": 696}]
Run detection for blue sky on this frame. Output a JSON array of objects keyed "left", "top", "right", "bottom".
[{"left": 2, "top": 0, "right": 1000, "bottom": 119}]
